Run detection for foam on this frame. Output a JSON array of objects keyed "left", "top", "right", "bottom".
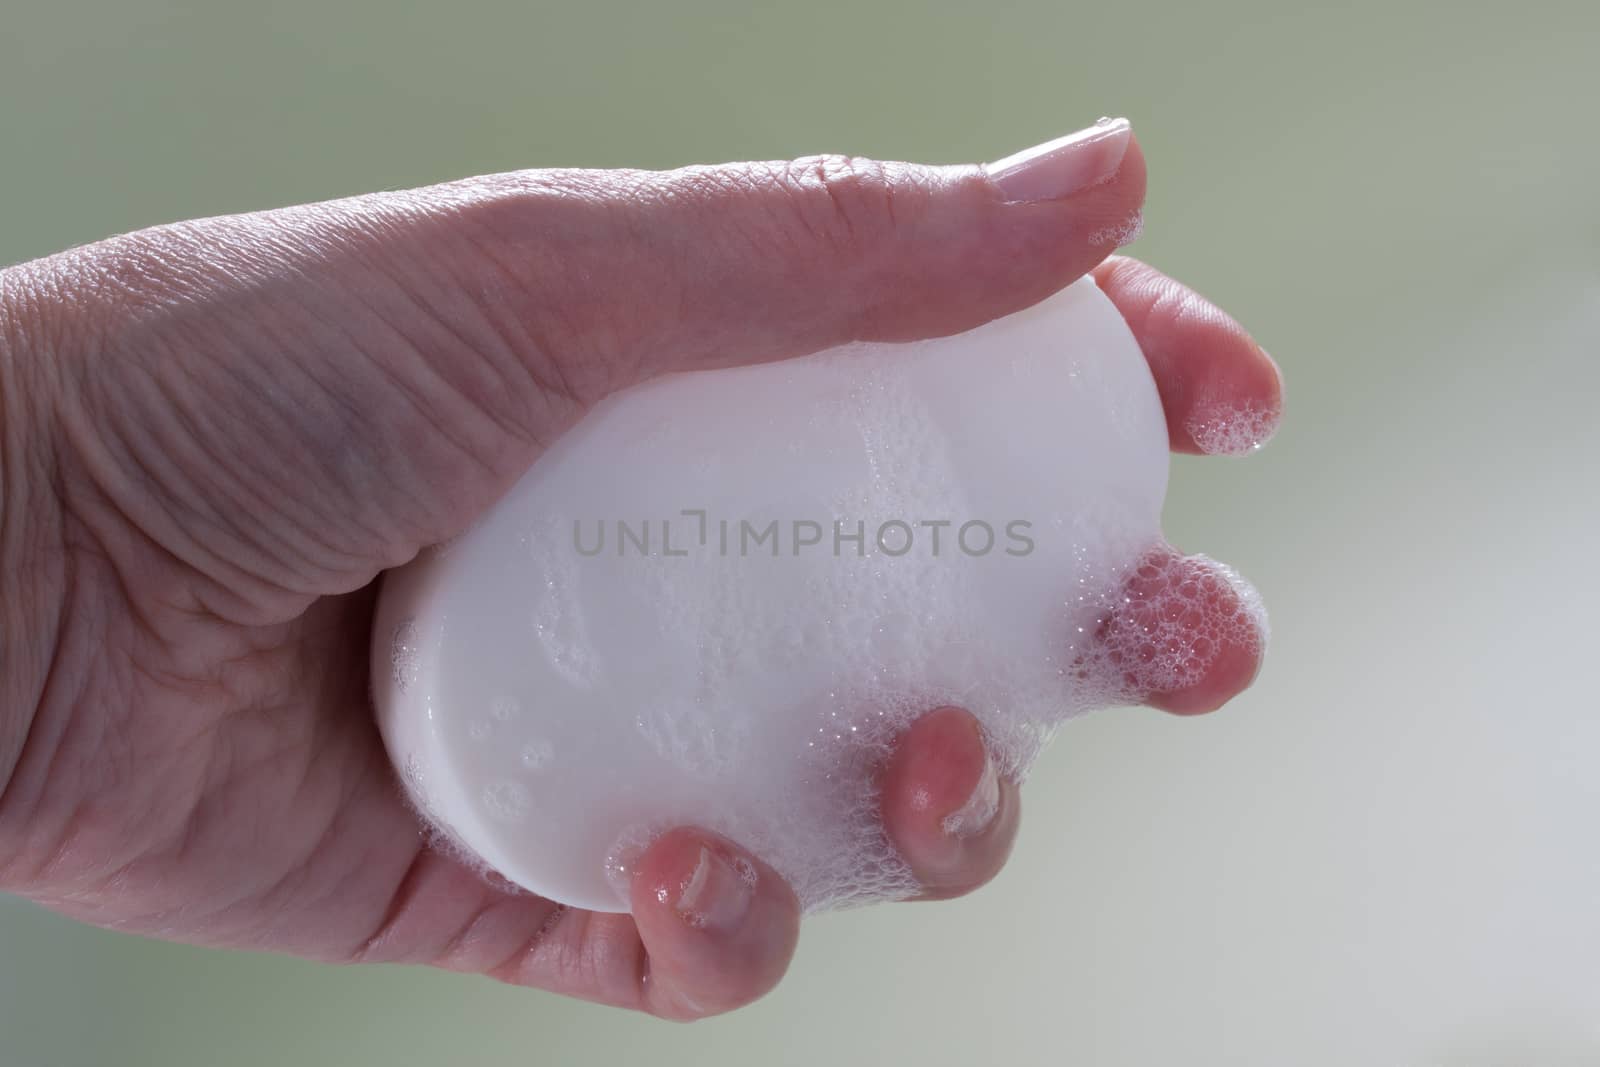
[
  {"left": 1064, "top": 546, "right": 1268, "bottom": 704},
  {"left": 1185, "top": 395, "right": 1283, "bottom": 456},
  {"left": 371, "top": 277, "right": 1269, "bottom": 914},
  {"left": 1088, "top": 209, "right": 1145, "bottom": 250}
]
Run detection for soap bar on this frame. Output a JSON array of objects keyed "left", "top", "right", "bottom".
[{"left": 373, "top": 276, "right": 1169, "bottom": 913}]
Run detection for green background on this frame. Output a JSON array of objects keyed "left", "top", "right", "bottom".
[{"left": 3, "top": 0, "right": 1598, "bottom": 1063}]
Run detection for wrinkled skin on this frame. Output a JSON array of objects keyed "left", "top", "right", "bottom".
[{"left": 0, "top": 134, "right": 1280, "bottom": 1020}]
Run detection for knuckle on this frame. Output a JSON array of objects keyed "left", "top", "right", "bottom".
[
  {"left": 13, "top": 232, "right": 169, "bottom": 357},
  {"left": 779, "top": 153, "right": 902, "bottom": 253},
  {"left": 663, "top": 155, "right": 923, "bottom": 266},
  {"left": 0, "top": 228, "right": 207, "bottom": 423},
  {"left": 67, "top": 223, "right": 222, "bottom": 317},
  {"left": 404, "top": 172, "right": 657, "bottom": 404}
]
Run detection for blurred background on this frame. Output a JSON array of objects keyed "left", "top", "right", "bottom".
[{"left": 2, "top": 0, "right": 1597, "bottom": 1063}]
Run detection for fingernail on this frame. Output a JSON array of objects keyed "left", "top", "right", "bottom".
[
  {"left": 674, "top": 845, "right": 757, "bottom": 933},
  {"left": 986, "top": 117, "right": 1132, "bottom": 204},
  {"left": 602, "top": 834, "right": 651, "bottom": 908},
  {"left": 941, "top": 752, "right": 1001, "bottom": 837},
  {"left": 1263, "top": 345, "right": 1287, "bottom": 404}
]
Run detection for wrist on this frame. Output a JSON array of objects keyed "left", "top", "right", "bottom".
[{"left": 0, "top": 262, "right": 70, "bottom": 883}]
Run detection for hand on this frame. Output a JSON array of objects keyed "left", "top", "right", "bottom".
[{"left": 0, "top": 119, "right": 1280, "bottom": 1019}]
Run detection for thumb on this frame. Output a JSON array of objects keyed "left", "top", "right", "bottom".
[
  {"left": 408, "top": 116, "right": 1145, "bottom": 399},
  {"left": 32, "top": 118, "right": 1144, "bottom": 612}
]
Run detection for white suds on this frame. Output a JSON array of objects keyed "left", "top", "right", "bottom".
[
  {"left": 1089, "top": 209, "right": 1144, "bottom": 249},
  {"left": 1185, "top": 396, "right": 1282, "bottom": 456}
]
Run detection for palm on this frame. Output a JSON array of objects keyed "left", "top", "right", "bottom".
[
  {"left": 44, "top": 495, "right": 555, "bottom": 954},
  {"left": 28, "top": 292, "right": 588, "bottom": 985},
  {"left": 59, "top": 586, "right": 417, "bottom": 952}
]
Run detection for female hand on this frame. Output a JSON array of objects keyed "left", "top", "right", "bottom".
[{"left": 0, "top": 118, "right": 1280, "bottom": 1019}]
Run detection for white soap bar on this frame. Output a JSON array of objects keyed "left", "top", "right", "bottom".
[{"left": 374, "top": 276, "right": 1170, "bottom": 913}]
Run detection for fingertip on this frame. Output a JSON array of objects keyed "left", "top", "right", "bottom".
[
  {"left": 881, "top": 707, "right": 1021, "bottom": 900},
  {"left": 1092, "top": 256, "right": 1284, "bottom": 456},
  {"left": 1097, "top": 131, "right": 1148, "bottom": 249},
  {"left": 1143, "top": 626, "right": 1264, "bottom": 715},
  {"left": 630, "top": 828, "right": 800, "bottom": 1020},
  {"left": 881, "top": 707, "right": 991, "bottom": 836},
  {"left": 1101, "top": 549, "right": 1269, "bottom": 717}
]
